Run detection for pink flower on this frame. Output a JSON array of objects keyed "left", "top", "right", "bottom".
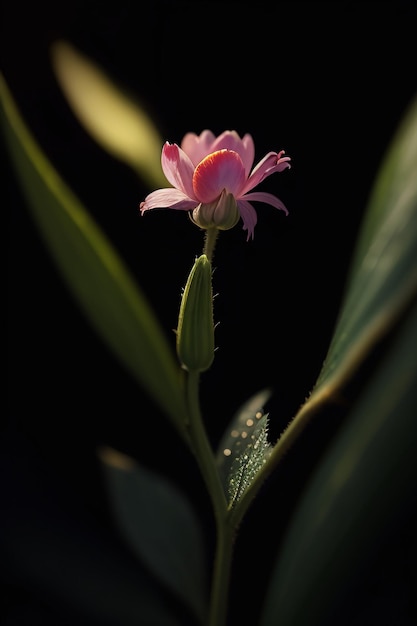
[{"left": 140, "top": 130, "right": 291, "bottom": 240}]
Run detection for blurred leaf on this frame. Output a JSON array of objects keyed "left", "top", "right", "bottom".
[
  {"left": 51, "top": 40, "right": 167, "bottom": 189},
  {"left": 99, "top": 447, "right": 208, "bottom": 624},
  {"left": 260, "top": 295, "right": 417, "bottom": 626},
  {"left": 0, "top": 73, "right": 188, "bottom": 437},
  {"left": 0, "top": 432, "right": 188, "bottom": 626},
  {"left": 259, "top": 95, "right": 417, "bottom": 625},
  {"left": 315, "top": 94, "right": 417, "bottom": 392},
  {"left": 216, "top": 389, "right": 272, "bottom": 506}
]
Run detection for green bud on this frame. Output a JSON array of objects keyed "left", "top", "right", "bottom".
[
  {"left": 191, "top": 189, "right": 240, "bottom": 232},
  {"left": 176, "top": 254, "right": 215, "bottom": 372}
]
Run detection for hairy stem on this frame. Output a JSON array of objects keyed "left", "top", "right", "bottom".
[{"left": 203, "top": 227, "right": 219, "bottom": 262}]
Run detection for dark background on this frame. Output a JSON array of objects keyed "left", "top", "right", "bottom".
[{"left": 4, "top": 2, "right": 417, "bottom": 625}]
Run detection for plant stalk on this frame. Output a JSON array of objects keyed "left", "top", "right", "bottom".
[
  {"left": 185, "top": 369, "right": 234, "bottom": 626},
  {"left": 203, "top": 227, "right": 219, "bottom": 262}
]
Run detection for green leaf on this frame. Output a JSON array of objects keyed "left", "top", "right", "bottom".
[
  {"left": 226, "top": 414, "right": 271, "bottom": 508},
  {"left": 99, "top": 447, "right": 208, "bottom": 624},
  {"left": 216, "top": 389, "right": 272, "bottom": 506},
  {"left": 260, "top": 294, "right": 417, "bottom": 626},
  {"left": 259, "top": 95, "right": 417, "bottom": 625},
  {"left": 315, "top": 93, "right": 417, "bottom": 392},
  {"left": 1, "top": 73, "right": 188, "bottom": 438}
]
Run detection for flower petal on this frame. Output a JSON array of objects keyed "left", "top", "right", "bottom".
[
  {"left": 181, "top": 130, "right": 216, "bottom": 165},
  {"left": 236, "top": 199, "right": 258, "bottom": 241},
  {"left": 140, "top": 188, "right": 198, "bottom": 213},
  {"left": 161, "top": 142, "right": 196, "bottom": 199},
  {"left": 211, "top": 131, "right": 255, "bottom": 176},
  {"left": 242, "top": 191, "right": 289, "bottom": 215},
  {"left": 241, "top": 134, "right": 255, "bottom": 177},
  {"left": 242, "top": 151, "right": 291, "bottom": 194},
  {"left": 192, "top": 150, "right": 247, "bottom": 203}
]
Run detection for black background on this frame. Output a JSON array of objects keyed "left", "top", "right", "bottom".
[{"left": 4, "top": 1, "right": 417, "bottom": 625}]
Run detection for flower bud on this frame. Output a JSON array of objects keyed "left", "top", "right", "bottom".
[
  {"left": 176, "top": 254, "right": 215, "bottom": 372},
  {"left": 191, "top": 189, "right": 240, "bottom": 231}
]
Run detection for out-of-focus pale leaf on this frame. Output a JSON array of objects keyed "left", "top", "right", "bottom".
[
  {"left": 259, "top": 95, "right": 417, "bottom": 626},
  {"left": 1, "top": 73, "right": 188, "bottom": 437},
  {"left": 99, "top": 447, "right": 208, "bottom": 624},
  {"left": 51, "top": 40, "right": 167, "bottom": 189}
]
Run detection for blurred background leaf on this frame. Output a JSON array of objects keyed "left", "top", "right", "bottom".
[
  {"left": 51, "top": 40, "right": 167, "bottom": 189},
  {"left": 1, "top": 73, "right": 188, "bottom": 437},
  {"left": 0, "top": 431, "right": 195, "bottom": 626},
  {"left": 314, "top": 94, "right": 417, "bottom": 392},
  {"left": 260, "top": 297, "right": 417, "bottom": 626},
  {"left": 260, "top": 94, "right": 417, "bottom": 626},
  {"left": 99, "top": 446, "right": 208, "bottom": 624}
]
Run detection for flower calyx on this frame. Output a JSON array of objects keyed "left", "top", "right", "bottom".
[{"left": 191, "top": 189, "right": 240, "bottom": 232}]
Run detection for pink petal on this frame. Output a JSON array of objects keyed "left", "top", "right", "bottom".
[
  {"left": 192, "top": 150, "right": 247, "bottom": 203},
  {"left": 210, "top": 131, "right": 255, "bottom": 177},
  {"left": 242, "top": 151, "right": 291, "bottom": 194},
  {"left": 242, "top": 191, "right": 289, "bottom": 215},
  {"left": 161, "top": 142, "right": 196, "bottom": 199},
  {"left": 210, "top": 131, "right": 241, "bottom": 152},
  {"left": 180, "top": 130, "right": 216, "bottom": 165},
  {"left": 241, "top": 134, "right": 255, "bottom": 176},
  {"left": 236, "top": 199, "right": 258, "bottom": 241},
  {"left": 140, "top": 188, "right": 198, "bottom": 213}
]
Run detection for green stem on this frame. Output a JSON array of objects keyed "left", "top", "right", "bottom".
[
  {"left": 203, "top": 227, "right": 219, "bottom": 262},
  {"left": 185, "top": 370, "right": 234, "bottom": 626},
  {"left": 209, "top": 515, "right": 235, "bottom": 626}
]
